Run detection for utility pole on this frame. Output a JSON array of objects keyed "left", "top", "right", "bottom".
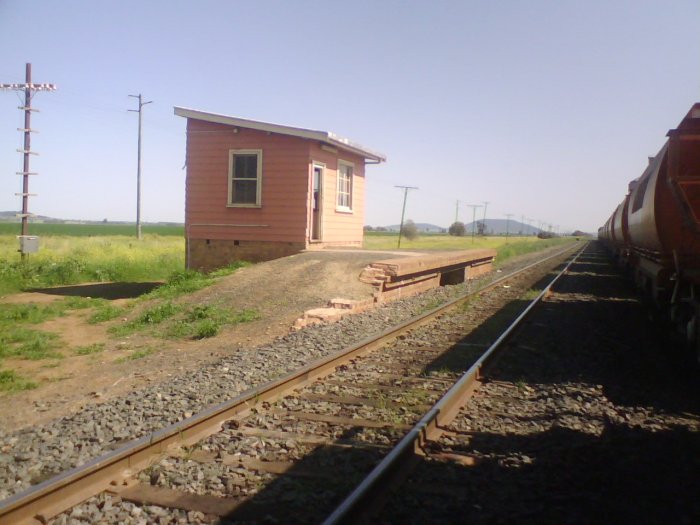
[
  {"left": 482, "top": 201, "right": 489, "bottom": 236},
  {"left": 395, "top": 185, "right": 418, "bottom": 248},
  {"left": 1, "top": 63, "right": 56, "bottom": 261},
  {"left": 505, "top": 213, "right": 514, "bottom": 241},
  {"left": 466, "top": 204, "right": 482, "bottom": 243},
  {"left": 128, "top": 94, "right": 152, "bottom": 240}
]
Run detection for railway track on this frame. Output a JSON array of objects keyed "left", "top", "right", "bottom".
[
  {"left": 374, "top": 243, "right": 700, "bottom": 524},
  {"left": 0, "top": 243, "right": 581, "bottom": 524}
]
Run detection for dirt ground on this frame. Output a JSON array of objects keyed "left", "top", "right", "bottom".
[{"left": 0, "top": 249, "right": 422, "bottom": 433}]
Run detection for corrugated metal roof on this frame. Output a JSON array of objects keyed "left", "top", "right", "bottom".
[{"left": 174, "top": 106, "right": 386, "bottom": 163}]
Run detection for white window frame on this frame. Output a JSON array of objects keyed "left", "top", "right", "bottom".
[
  {"left": 227, "top": 149, "right": 263, "bottom": 207},
  {"left": 336, "top": 160, "right": 354, "bottom": 212}
]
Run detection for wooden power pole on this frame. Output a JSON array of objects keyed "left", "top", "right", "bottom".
[
  {"left": 0, "top": 63, "right": 56, "bottom": 260},
  {"left": 395, "top": 185, "right": 418, "bottom": 248},
  {"left": 128, "top": 94, "right": 152, "bottom": 240}
]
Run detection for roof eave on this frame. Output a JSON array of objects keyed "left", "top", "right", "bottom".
[{"left": 174, "top": 106, "right": 386, "bottom": 163}]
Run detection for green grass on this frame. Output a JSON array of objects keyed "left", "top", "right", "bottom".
[
  {"left": 0, "top": 297, "right": 116, "bottom": 361},
  {"left": 163, "top": 305, "right": 260, "bottom": 340},
  {"left": 0, "top": 328, "right": 62, "bottom": 360},
  {"left": 74, "top": 343, "right": 105, "bottom": 356},
  {"left": 363, "top": 232, "right": 574, "bottom": 259},
  {"left": 144, "top": 262, "right": 249, "bottom": 301},
  {"left": 110, "top": 302, "right": 183, "bottom": 336},
  {"left": 115, "top": 347, "right": 156, "bottom": 363},
  {"left": 0, "top": 232, "right": 184, "bottom": 296},
  {"left": 0, "top": 369, "right": 37, "bottom": 392},
  {"left": 0, "top": 222, "right": 183, "bottom": 236},
  {"left": 88, "top": 303, "right": 125, "bottom": 323}
]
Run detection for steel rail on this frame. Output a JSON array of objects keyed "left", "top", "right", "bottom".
[
  {"left": 0, "top": 242, "right": 580, "bottom": 525},
  {"left": 322, "top": 242, "right": 588, "bottom": 525}
]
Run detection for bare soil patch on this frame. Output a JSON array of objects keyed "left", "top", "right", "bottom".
[{"left": 0, "top": 250, "right": 416, "bottom": 432}]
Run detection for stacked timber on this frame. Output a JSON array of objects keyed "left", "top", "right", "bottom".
[
  {"left": 360, "top": 249, "right": 496, "bottom": 302},
  {"left": 294, "top": 249, "right": 497, "bottom": 329}
]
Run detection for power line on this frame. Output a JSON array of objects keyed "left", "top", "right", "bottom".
[
  {"left": 0, "top": 63, "right": 56, "bottom": 261},
  {"left": 395, "top": 185, "right": 418, "bottom": 248},
  {"left": 482, "top": 201, "right": 490, "bottom": 235},
  {"left": 128, "top": 94, "right": 152, "bottom": 240},
  {"left": 504, "top": 213, "right": 514, "bottom": 241},
  {"left": 466, "top": 204, "right": 482, "bottom": 243}
]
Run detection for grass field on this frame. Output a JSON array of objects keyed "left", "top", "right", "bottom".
[
  {"left": 0, "top": 222, "right": 183, "bottom": 236},
  {"left": 363, "top": 232, "right": 576, "bottom": 263},
  {"left": 0, "top": 229, "right": 184, "bottom": 296},
  {"left": 0, "top": 226, "right": 577, "bottom": 296}
]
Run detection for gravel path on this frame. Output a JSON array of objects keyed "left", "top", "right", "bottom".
[
  {"left": 379, "top": 242, "right": 700, "bottom": 524},
  {"left": 0, "top": 244, "right": 573, "bottom": 504}
]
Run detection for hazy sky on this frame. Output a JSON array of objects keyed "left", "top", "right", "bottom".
[{"left": 1, "top": 1, "right": 698, "bottom": 233}]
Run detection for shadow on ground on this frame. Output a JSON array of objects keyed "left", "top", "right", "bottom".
[
  {"left": 28, "top": 281, "right": 162, "bottom": 300},
  {"left": 190, "top": 243, "right": 699, "bottom": 524}
]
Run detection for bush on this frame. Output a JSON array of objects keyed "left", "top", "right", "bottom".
[
  {"left": 402, "top": 220, "right": 419, "bottom": 241},
  {"left": 448, "top": 222, "right": 466, "bottom": 236}
]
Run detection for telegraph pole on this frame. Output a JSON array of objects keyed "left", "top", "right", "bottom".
[
  {"left": 482, "top": 201, "right": 489, "bottom": 236},
  {"left": 466, "top": 204, "right": 482, "bottom": 243},
  {"left": 128, "top": 94, "right": 152, "bottom": 240},
  {"left": 1, "top": 63, "right": 56, "bottom": 260},
  {"left": 505, "top": 213, "right": 514, "bottom": 241},
  {"left": 395, "top": 185, "right": 418, "bottom": 248}
]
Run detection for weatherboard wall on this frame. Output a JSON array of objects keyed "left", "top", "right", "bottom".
[
  {"left": 183, "top": 118, "right": 368, "bottom": 269},
  {"left": 308, "top": 142, "right": 366, "bottom": 246}
]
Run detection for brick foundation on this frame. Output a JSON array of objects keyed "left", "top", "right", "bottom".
[{"left": 187, "top": 238, "right": 306, "bottom": 272}]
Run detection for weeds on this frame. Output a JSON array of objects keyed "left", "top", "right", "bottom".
[
  {"left": 110, "top": 302, "right": 182, "bottom": 336},
  {"left": 88, "top": 303, "right": 124, "bottom": 323},
  {"left": 74, "top": 343, "right": 105, "bottom": 356},
  {"left": 116, "top": 347, "right": 156, "bottom": 363},
  {"left": 0, "top": 369, "right": 37, "bottom": 392},
  {"left": 163, "top": 305, "right": 260, "bottom": 340},
  {"left": 0, "top": 328, "right": 62, "bottom": 360},
  {"left": 0, "top": 233, "right": 184, "bottom": 296}
]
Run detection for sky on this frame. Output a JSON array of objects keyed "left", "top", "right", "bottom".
[{"left": 1, "top": 1, "right": 699, "bottom": 233}]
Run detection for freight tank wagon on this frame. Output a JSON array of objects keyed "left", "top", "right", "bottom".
[{"left": 599, "top": 103, "right": 700, "bottom": 359}]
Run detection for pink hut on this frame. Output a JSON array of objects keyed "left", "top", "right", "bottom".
[{"left": 174, "top": 107, "right": 385, "bottom": 271}]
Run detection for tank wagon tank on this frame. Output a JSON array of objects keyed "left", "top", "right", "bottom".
[{"left": 599, "top": 103, "right": 700, "bottom": 359}]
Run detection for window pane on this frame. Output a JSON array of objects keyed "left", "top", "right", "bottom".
[
  {"left": 232, "top": 180, "right": 257, "bottom": 204},
  {"left": 337, "top": 164, "right": 352, "bottom": 208},
  {"left": 234, "top": 154, "right": 257, "bottom": 179}
]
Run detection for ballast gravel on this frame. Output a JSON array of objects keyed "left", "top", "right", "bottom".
[
  {"left": 379, "top": 243, "right": 700, "bottom": 524},
  {"left": 0, "top": 245, "right": 570, "bottom": 502}
]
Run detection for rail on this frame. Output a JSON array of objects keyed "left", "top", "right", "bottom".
[
  {"left": 322, "top": 242, "right": 588, "bottom": 525},
  {"left": 0, "top": 242, "right": 581, "bottom": 525}
]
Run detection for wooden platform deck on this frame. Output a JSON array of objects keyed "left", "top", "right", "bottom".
[
  {"left": 294, "top": 249, "right": 496, "bottom": 328},
  {"left": 360, "top": 249, "right": 496, "bottom": 303}
]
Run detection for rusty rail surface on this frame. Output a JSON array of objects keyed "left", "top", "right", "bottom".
[
  {"left": 0, "top": 242, "right": 581, "bottom": 525},
  {"left": 322, "top": 242, "right": 588, "bottom": 525}
]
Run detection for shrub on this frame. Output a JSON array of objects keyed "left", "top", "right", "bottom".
[
  {"left": 402, "top": 220, "right": 419, "bottom": 241},
  {"left": 448, "top": 222, "right": 466, "bottom": 236}
]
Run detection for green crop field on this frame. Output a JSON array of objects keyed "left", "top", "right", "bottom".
[
  {"left": 0, "top": 222, "right": 183, "bottom": 236},
  {"left": 363, "top": 231, "right": 576, "bottom": 262}
]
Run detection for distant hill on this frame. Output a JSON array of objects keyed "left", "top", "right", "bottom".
[
  {"left": 463, "top": 218, "right": 541, "bottom": 236},
  {"left": 382, "top": 223, "right": 445, "bottom": 233}
]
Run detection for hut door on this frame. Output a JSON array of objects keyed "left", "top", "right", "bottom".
[{"left": 311, "top": 164, "right": 323, "bottom": 241}]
